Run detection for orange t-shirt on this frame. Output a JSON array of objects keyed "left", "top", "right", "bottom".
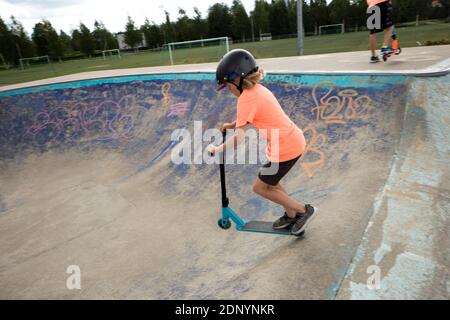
[
  {"left": 236, "top": 84, "right": 306, "bottom": 163},
  {"left": 367, "top": 0, "right": 387, "bottom": 7}
]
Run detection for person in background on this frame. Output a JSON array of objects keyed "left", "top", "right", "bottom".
[{"left": 367, "top": 0, "right": 395, "bottom": 62}]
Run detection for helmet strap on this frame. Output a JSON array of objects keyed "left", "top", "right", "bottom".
[
  {"left": 229, "top": 77, "right": 244, "bottom": 94},
  {"left": 236, "top": 67, "right": 257, "bottom": 93},
  {"left": 237, "top": 77, "right": 244, "bottom": 94}
]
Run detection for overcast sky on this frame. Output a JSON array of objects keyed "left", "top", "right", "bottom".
[{"left": 0, "top": 0, "right": 259, "bottom": 35}]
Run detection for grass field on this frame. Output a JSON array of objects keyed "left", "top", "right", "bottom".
[{"left": 1, "top": 23, "right": 449, "bottom": 86}]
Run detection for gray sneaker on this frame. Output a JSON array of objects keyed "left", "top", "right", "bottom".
[
  {"left": 272, "top": 212, "right": 298, "bottom": 230},
  {"left": 291, "top": 204, "right": 318, "bottom": 235}
]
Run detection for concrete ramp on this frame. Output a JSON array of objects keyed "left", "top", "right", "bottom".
[
  {"left": 0, "top": 72, "right": 448, "bottom": 299},
  {"left": 337, "top": 75, "right": 450, "bottom": 299}
]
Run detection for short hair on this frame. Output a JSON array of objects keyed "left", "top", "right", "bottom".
[{"left": 242, "top": 68, "right": 265, "bottom": 89}]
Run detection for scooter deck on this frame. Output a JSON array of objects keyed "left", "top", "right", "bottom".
[{"left": 242, "top": 220, "right": 297, "bottom": 235}]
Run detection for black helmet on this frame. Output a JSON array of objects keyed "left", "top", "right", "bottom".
[{"left": 216, "top": 49, "right": 258, "bottom": 93}]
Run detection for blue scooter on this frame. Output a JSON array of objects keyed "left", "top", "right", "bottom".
[{"left": 214, "top": 130, "right": 305, "bottom": 237}]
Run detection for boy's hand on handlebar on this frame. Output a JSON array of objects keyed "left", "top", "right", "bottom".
[
  {"left": 221, "top": 122, "right": 235, "bottom": 130},
  {"left": 207, "top": 144, "right": 218, "bottom": 156}
]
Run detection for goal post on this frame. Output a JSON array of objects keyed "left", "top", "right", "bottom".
[
  {"left": 0, "top": 53, "right": 10, "bottom": 70},
  {"left": 259, "top": 33, "right": 272, "bottom": 41},
  {"left": 19, "top": 55, "right": 51, "bottom": 70},
  {"left": 102, "top": 49, "right": 121, "bottom": 60},
  {"left": 319, "top": 23, "right": 345, "bottom": 35},
  {"left": 164, "top": 37, "right": 230, "bottom": 65}
]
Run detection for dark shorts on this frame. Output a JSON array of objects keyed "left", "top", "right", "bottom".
[
  {"left": 369, "top": 1, "right": 394, "bottom": 34},
  {"left": 257, "top": 155, "right": 301, "bottom": 186}
]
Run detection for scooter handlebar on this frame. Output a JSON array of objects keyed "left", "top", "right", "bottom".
[{"left": 208, "top": 129, "right": 227, "bottom": 157}]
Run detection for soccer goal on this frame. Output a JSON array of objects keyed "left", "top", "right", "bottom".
[
  {"left": 102, "top": 49, "right": 121, "bottom": 60},
  {"left": 19, "top": 55, "right": 51, "bottom": 70},
  {"left": 319, "top": 24, "right": 345, "bottom": 35},
  {"left": 259, "top": 33, "right": 272, "bottom": 41},
  {"left": 161, "top": 37, "right": 230, "bottom": 65},
  {"left": 0, "top": 53, "right": 10, "bottom": 70}
]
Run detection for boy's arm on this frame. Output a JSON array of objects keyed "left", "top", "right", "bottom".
[
  {"left": 215, "top": 123, "right": 249, "bottom": 154},
  {"left": 222, "top": 120, "right": 237, "bottom": 130}
]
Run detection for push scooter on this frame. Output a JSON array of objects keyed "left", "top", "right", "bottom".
[{"left": 213, "top": 130, "right": 305, "bottom": 237}]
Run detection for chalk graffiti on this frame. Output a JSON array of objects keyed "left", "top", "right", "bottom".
[
  {"left": 26, "top": 95, "right": 146, "bottom": 147},
  {"left": 161, "top": 82, "right": 190, "bottom": 117},
  {"left": 299, "top": 82, "right": 374, "bottom": 177},
  {"left": 161, "top": 82, "right": 171, "bottom": 107},
  {"left": 312, "top": 82, "right": 373, "bottom": 124},
  {"left": 301, "top": 124, "right": 327, "bottom": 178},
  {"left": 167, "top": 102, "right": 190, "bottom": 117}
]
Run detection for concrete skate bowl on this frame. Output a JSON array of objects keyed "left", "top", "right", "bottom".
[{"left": 0, "top": 72, "right": 448, "bottom": 299}]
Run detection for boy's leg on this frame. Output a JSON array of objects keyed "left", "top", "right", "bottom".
[
  {"left": 370, "top": 33, "right": 377, "bottom": 56},
  {"left": 274, "top": 183, "right": 298, "bottom": 217},
  {"left": 382, "top": 25, "right": 393, "bottom": 47},
  {"left": 253, "top": 178, "right": 306, "bottom": 218},
  {"left": 368, "top": 2, "right": 381, "bottom": 57},
  {"left": 381, "top": 1, "right": 394, "bottom": 49}
]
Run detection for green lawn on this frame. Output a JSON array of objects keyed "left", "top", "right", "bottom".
[{"left": 1, "top": 23, "right": 449, "bottom": 86}]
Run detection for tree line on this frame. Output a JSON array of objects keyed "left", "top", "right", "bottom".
[{"left": 0, "top": 0, "right": 448, "bottom": 67}]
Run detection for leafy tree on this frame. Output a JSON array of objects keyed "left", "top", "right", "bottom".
[
  {"left": 207, "top": 3, "right": 233, "bottom": 38},
  {"left": 175, "top": 8, "right": 195, "bottom": 42},
  {"left": 349, "top": 0, "right": 368, "bottom": 30},
  {"left": 231, "top": 0, "right": 252, "bottom": 41},
  {"left": 10, "top": 16, "right": 34, "bottom": 60},
  {"left": 78, "top": 23, "right": 95, "bottom": 57},
  {"left": 32, "top": 20, "right": 63, "bottom": 60},
  {"left": 410, "top": 0, "right": 432, "bottom": 21},
  {"left": 287, "top": 0, "right": 297, "bottom": 34},
  {"left": 161, "top": 11, "right": 175, "bottom": 43},
  {"left": 192, "top": 7, "right": 208, "bottom": 40},
  {"left": 268, "top": 0, "right": 290, "bottom": 36},
  {"left": 32, "top": 22, "right": 50, "bottom": 56},
  {"left": 286, "top": 0, "right": 310, "bottom": 35},
  {"left": 392, "top": 0, "right": 431, "bottom": 22},
  {"left": 0, "top": 16, "right": 15, "bottom": 66},
  {"left": 59, "top": 30, "right": 72, "bottom": 53},
  {"left": 141, "top": 18, "right": 164, "bottom": 48},
  {"left": 124, "top": 16, "right": 142, "bottom": 50},
  {"left": 71, "top": 29, "right": 82, "bottom": 52},
  {"left": 329, "top": 0, "right": 351, "bottom": 27},
  {"left": 429, "top": 0, "right": 450, "bottom": 19},
  {"left": 310, "top": 0, "right": 330, "bottom": 34},
  {"left": 92, "top": 20, "right": 117, "bottom": 50},
  {"left": 251, "top": 0, "right": 271, "bottom": 36}
]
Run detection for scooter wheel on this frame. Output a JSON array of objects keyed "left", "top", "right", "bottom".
[
  {"left": 382, "top": 55, "right": 388, "bottom": 62},
  {"left": 218, "top": 219, "right": 231, "bottom": 229}
]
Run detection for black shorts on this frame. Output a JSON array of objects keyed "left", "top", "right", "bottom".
[
  {"left": 369, "top": 0, "right": 394, "bottom": 34},
  {"left": 257, "top": 155, "right": 301, "bottom": 186}
]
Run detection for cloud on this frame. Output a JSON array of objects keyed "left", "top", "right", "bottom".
[
  {"left": 3, "top": 0, "right": 82, "bottom": 8},
  {"left": 1, "top": 0, "right": 255, "bottom": 35}
]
